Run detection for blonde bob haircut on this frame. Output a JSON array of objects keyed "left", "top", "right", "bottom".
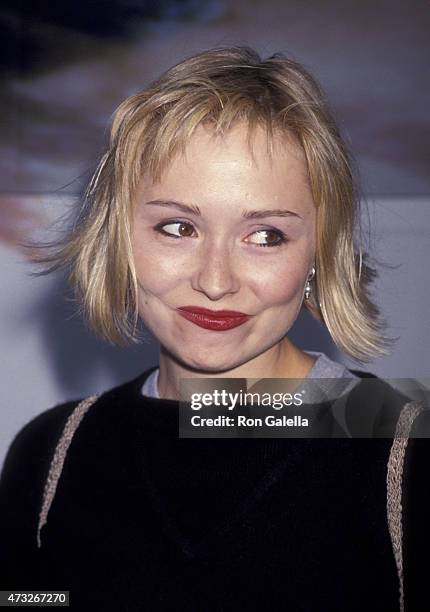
[{"left": 30, "top": 46, "right": 391, "bottom": 361}]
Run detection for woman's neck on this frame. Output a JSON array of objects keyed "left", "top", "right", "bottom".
[{"left": 157, "top": 338, "right": 317, "bottom": 401}]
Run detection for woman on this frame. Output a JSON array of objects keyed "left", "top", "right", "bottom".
[{"left": 0, "top": 46, "right": 428, "bottom": 611}]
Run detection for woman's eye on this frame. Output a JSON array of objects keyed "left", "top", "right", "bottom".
[
  {"left": 246, "top": 229, "right": 287, "bottom": 248},
  {"left": 154, "top": 223, "right": 286, "bottom": 248},
  {"left": 156, "top": 221, "right": 195, "bottom": 238}
]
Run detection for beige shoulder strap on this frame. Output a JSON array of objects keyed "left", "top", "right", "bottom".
[
  {"left": 387, "top": 400, "right": 426, "bottom": 612},
  {"left": 37, "top": 395, "right": 100, "bottom": 548}
]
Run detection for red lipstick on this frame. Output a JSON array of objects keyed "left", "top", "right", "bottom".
[{"left": 176, "top": 306, "right": 251, "bottom": 331}]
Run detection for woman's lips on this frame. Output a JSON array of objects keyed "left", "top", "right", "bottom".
[{"left": 176, "top": 306, "right": 251, "bottom": 331}]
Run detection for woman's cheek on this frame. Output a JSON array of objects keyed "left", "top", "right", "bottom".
[
  {"left": 133, "top": 242, "right": 181, "bottom": 285},
  {"left": 250, "top": 260, "right": 305, "bottom": 304}
]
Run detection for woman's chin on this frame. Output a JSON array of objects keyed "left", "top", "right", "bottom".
[{"left": 176, "top": 351, "right": 244, "bottom": 375}]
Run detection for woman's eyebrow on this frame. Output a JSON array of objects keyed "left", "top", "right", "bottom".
[
  {"left": 242, "top": 208, "right": 302, "bottom": 220},
  {"left": 143, "top": 199, "right": 303, "bottom": 219},
  {"left": 144, "top": 199, "right": 201, "bottom": 215}
]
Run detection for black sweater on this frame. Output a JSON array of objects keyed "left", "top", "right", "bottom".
[{"left": 0, "top": 367, "right": 429, "bottom": 611}]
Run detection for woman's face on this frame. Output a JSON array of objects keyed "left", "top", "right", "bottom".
[{"left": 131, "top": 122, "right": 316, "bottom": 373}]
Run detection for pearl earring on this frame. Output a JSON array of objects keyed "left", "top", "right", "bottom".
[{"left": 304, "top": 266, "right": 316, "bottom": 300}]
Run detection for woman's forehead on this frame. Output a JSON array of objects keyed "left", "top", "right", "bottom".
[
  {"left": 143, "top": 122, "right": 308, "bottom": 186},
  {"left": 135, "top": 125, "right": 315, "bottom": 222}
]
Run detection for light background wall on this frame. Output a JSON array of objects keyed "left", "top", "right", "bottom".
[{"left": 1, "top": 0, "right": 429, "bottom": 467}]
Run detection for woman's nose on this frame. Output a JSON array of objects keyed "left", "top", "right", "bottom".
[{"left": 191, "top": 239, "right": 240, "bottom": 301}]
